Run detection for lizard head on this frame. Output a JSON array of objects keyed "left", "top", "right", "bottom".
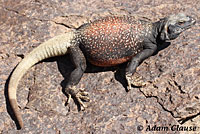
[{"left": 160, "top": 13, "right": 196, "bottom": 41}]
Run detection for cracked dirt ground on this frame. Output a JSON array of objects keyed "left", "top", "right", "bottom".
[{"left": 0, "top": 0, "right": 200, "bottom": 133}]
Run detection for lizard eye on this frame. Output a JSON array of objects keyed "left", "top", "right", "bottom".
[{"left": 178, "top": 21, "right": 185, "bottom": 26}]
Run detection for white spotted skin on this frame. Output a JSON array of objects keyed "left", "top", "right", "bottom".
[{"left": 76, "top": 16, "right": 153, "bottom": 67}]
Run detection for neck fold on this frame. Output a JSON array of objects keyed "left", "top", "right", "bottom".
[{"left": 152, "top": 18, "right": 167, "bottom": 41}]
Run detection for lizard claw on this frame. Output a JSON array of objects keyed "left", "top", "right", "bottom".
[
  {"left": 126, "top": 73, "right": 133, "bottom": 91},
  {"left": 65, "top": 86, "right": 90, "bottom": 110}
]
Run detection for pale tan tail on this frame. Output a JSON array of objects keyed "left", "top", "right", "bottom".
[{"left": 8, "top": 31, "right": 75, "bottom": 129}]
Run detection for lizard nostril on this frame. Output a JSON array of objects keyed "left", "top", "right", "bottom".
[{"left": 188, "top": 16, "right": 196, "bottom": 24}]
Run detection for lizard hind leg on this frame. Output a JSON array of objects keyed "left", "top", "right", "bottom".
[{"left": 65, "top": 45, "right": 90, "bottom": 110}]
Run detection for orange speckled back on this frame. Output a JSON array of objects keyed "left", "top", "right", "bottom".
[{"left": 77, "top": 16, "right": 152, "bottom": 67}]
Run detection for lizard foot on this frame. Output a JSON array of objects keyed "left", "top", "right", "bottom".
[
  {"left": 126, "top": 72, "right": 146, "bottom": 91},
  {"left": 65, "top": 86, "right": 90, "bottom": 111}
]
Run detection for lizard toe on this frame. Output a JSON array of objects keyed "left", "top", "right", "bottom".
[{"left": 65, "top": 86, "right": 90, "bottom": 110}]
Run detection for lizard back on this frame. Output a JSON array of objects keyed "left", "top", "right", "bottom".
[{"left": 77, "top": 16, "right": 153, "bottom": 67}]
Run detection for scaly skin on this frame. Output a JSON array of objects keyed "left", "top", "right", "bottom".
[
  {"left": 8, "top": 32, "right": 75, "bottom": 128},
  {"left": 8, "top": 13, "right": 196, "bottom": 129},
  {"left": 77, "top": 16, "right": 152, "bottom": 66}
]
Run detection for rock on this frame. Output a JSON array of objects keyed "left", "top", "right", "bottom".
[{"left": 0, "top": 0, "right": 199, "bottom": 133}]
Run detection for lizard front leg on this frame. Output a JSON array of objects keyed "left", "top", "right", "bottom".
[
  {"left": 126, "top": 41, "right": 157, "bottom": 90},
  {"left": 65, "top": 45, "right": 89, "bottom": 110}
]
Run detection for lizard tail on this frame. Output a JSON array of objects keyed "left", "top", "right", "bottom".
[{"left": 8, "top": 31, "right": 75, "bottom": 129}]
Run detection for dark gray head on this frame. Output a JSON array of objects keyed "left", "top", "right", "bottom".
[{"left": 160, "top": 13, "right": 196, "bottom": 41}]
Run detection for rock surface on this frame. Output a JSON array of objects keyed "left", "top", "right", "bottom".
[{"left": 0, "top": 0, "right": 199, "bottom": 133}]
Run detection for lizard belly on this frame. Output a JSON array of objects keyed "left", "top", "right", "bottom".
[
  {"left": 80, "top": 41, "right": 143, "bottom": 67},
  {"left": 88, "top": 55, "right": 133, "bottom": 67}
]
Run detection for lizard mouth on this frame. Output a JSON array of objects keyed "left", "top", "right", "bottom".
[{"left": 182, "top": 16, "right": 196, "bottom": 30}]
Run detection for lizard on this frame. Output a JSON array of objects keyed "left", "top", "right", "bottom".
[{"left": 8, "top": 13, "right": 196, "bottom": 129}]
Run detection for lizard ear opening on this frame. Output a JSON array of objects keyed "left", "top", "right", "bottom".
[{"left": 166, "top": 24, "right": 181, "bottom": 40}]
